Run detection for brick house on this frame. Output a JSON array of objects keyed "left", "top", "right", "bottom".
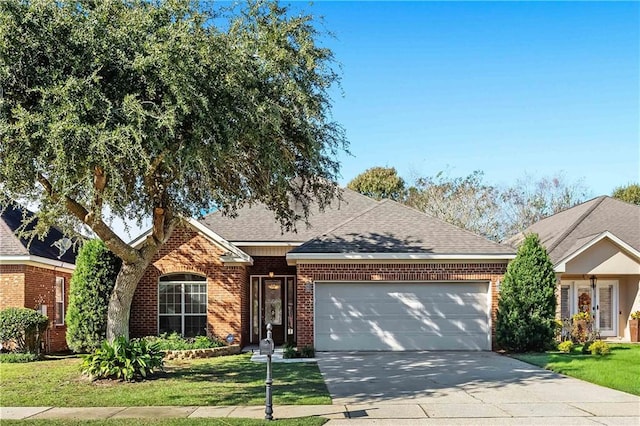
[
  {"left": 131, "top": 189, "right": 515, "bottom": 351},
  {"left": 0, "top": 204, "right": 76, "bottom": 352}
]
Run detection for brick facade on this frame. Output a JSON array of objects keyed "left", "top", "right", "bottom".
[
  {"left": 295, "top": 262, "right": 508, "bottom": 348},
  {"left": 131, "top": 226, "right": 248, "bottom": 345},
  {"left": 0, "top": 264, "right": 72, "bottom": 353}
]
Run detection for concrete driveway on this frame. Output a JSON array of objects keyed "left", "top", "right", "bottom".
[{"left": 316, "top": 351, "right": 640, "bottom": 424}]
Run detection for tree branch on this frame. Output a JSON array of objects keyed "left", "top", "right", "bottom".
[{"left": 37, "top": 172, "right": 141, "bottom": 264}]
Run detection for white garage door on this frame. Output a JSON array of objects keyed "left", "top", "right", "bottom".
[{"left": 315, "top": 282, "right": 490, "bottom": 351}]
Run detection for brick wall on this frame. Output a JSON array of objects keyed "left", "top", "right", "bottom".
[
  {"left": 0, "top": 264, "right": 25, "bottom": 308},
  {"left": 295, "top": 262, "right": 507, "bottom": 348},
  {"left": 131, "top": 226, "right": 247, "bottom": 345},
  {"left": 1, "top": 264, "right": 72, "bottom": 353}
]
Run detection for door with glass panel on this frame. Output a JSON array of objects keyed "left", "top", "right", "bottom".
[
  {"left": 250, "top": 276, "right": 295, "bottom": 345},
  {"left": 595, "top": 281, "right": 617, "bottom": 337}
]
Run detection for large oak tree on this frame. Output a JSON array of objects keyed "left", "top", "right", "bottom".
[{"left": 0, "top": 0, "right": 346, "bottom": 340}]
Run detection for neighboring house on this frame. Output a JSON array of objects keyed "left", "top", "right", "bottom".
[
  {"left": 0, "top": 204, "right": 77, "bottom": 352},
  {"left": 506, "top": 196, "right": 640, "bottom": 341},
  {"left": 130, "top": 189, "right": 515, "bottom": 351}
]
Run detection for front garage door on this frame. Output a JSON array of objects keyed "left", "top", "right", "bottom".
[{"left": 314, "top": 282, "right": 490, "bottom": 351}]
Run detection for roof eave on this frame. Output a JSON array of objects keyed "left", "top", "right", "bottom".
[
  {"left": 0, "top": 255, "right": 75, "bottom": 272},
  {"left": 553, "top": 230, "right": 640, "bottom": 273},
  {"left": 286, "top": 252, "right": 516, "bottom": 266}
]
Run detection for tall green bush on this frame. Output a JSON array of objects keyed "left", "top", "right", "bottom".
[
  {"left": 496, "top": 233, "right": 557, "bottom": 352},
  {"left": 0, "top": 307, "right": 48, "bottom": 353},
  {"left": 66, "top": 240, "right": 121, "bottom": 353}
]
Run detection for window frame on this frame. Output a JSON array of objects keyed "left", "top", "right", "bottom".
[
  {"left": 55, "top": 276, "right": 65, "bottom": 326},
  {"left": 158, "top": 274, "right": 208, "bottom": 337}
]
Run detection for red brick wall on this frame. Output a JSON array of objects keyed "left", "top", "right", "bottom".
[
  {"left": 295, "top": 262, "right": 507, "bottom": 348},
  {"left": 0, "top": 264, "right": 25, "bottom": 308},
  {"left": 131, "top": 226, "right": 247, "bottom": 345},
  {"left": 0, "top": 264, "right": 72, "bottom": 353}
]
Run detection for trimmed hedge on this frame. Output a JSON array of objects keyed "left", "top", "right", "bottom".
[
  {"left": 0, "top": 307, "right": 48, "bottom": 353},
  {"left": 66, "top": 239, "right": 121, "bottom": 353}
]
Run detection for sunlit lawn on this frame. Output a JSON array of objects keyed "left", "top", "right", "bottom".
[
  {"left": 0, "top": 353, "right": 331, "bottom": 406},
  {"left": 513, "top": 343, "right": 640, "bottom": 396}
]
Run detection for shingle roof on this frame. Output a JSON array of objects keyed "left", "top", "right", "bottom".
[
  {"left": 289, "top": 199, "right": 515, "bottom": 255},
  {"left": 198, "top": 188, "right": 380, "bottom": 242},
  {"left": 505, "top": 196, "right": 640, "bottom": 264},
  {"left": 0, "top": 204, "right": 77, "bottom": 264}
]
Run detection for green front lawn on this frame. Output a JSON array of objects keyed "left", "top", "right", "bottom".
[
  {"left": 513, "top": 343, "right": 640, "bottom": 396},
  {"left": 0, "top": 353, "right": 331, "bottom": 406}
]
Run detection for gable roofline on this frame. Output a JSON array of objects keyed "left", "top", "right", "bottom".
[
  {"left": 130, "top": 218, "right": 253, "bottom": 265},
  {"left": 546, "top": 196, "right": 607, "bottom": 254},
  {"left": 286, "top": 252, "right": 515, "bottom": 265},
  {"left": 553, "top": 230, "right": 640, "bottom": 273}
]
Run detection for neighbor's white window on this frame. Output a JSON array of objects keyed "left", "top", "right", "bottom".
[{"left": 55, "top": 277, "right": 65, "bottom": 325}]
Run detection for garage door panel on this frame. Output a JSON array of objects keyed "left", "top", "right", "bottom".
[{"left": 315, "top": 282, "right": 490, "bottom": 351}]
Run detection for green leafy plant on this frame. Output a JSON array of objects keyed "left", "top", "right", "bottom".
[
  {"left": 582, "top": 341, "right": 594, "bottom": 354},
  {"left": 299, "top": 345, "right": 315, "bottom": 358},
  {"left": 0, "top": 307, "right": 48, "bottom": 354},
  {"left": 282, "top": 343, "right": 297, "bottom": 359},
  {"left": 66, "top": 240, "right": 121, "bottom": 353},
  {"left": 630, "top": 311, "right": 640, "bottom": 320},
  {"left": 80, "top": 336, "right": 164, "bottom": 381},
  {"left": 0, "top": 352, "right": 40, "bottom": 363},
  {"left": 496, "top": 234, "right": 557, "bottom": 352},
  {"left": 589, "top": 340, "right": 610, "bottom": 356},
  {"left": 558, "top": 341, "right": 574, "bottom": 353},
  {"left": 141, "top": 333, "right": 223, "bottom": 351}
]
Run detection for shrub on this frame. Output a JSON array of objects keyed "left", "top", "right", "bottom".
[
  {"left": 558, "top": 341, "right": 574, "bottom": 353},
  {"left": 496, "top": 234, "right": 557, "bottom": 352},
  {"left": 0, "top": 307, "right": 48, "bottom": 353},
  {"left": 81, "top": 336, "right": 164, "bottom": 381},
  {"left": 631, "top": 311, "right": 640, "bottom": 320},
  {"left": 282, "top": 343, "right": 297, "bottom": 359},
  {"left": 571, "top": 312, "right": 595, "bottom": 343},
  {"left": 140, "top": 332, "right": 223, "bottom": 351},
  {"left": 589, "top": 340, "right": 610, "bottom": 356},
  {"left": 299, "top": 345, "right": 315, "bottom": 358},
  {"left": 582, "top": 341, "right": 594, "bottom": 354},
  {"left": 0, "top": 352, "right": 40, "bottom": 363},
  {"left": 66, "top": 240, "right": 121, "bottom": 353}
]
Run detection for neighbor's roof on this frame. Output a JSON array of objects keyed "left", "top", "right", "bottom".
[
  {"left": 505, "top": 196, "right": 640, "bottom": 265},
  {"left": 0, "top": 203, "right": 77, "bottom": 264},
  {"left": 199, "top": 188, "right": 379, "bottom": 243},
  {"left": 288, "top": 199, "right": 516, "bottom": 256}
]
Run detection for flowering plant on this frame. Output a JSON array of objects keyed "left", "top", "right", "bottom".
[{"left": 630, "top": 311, "right": 640, "bottom": 320}]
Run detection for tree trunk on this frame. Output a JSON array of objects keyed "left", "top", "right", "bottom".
[{"left": 106, "top": 260, "right": 152, "bottom": 341}]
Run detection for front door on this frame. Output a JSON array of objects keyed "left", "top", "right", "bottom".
[
  {"left": 262, "top": 278, "right": 285, "bottom": 344},
  {"left": 595, "top": 282, "right": 617, "bottom": 337}
]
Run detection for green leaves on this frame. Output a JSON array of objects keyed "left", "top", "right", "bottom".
[
  {"left": 80, "top": 336, "right": 164, "bottom": 382},
  {"left": 496, "top": 233, "right": 558, "bottom": 352},
  {"left": 66, "top": 239, "right": 121, "bottom": 353}
]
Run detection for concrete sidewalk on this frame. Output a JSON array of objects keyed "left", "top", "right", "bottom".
[{"left": 2, "top": 402, "right": 639, "bottom": 424}]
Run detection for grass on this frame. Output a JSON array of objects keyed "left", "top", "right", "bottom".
[
  {"left": 513, "top": 343, "right": 640, "bottom": 396},
  {"left": 0, "top": 353, "right": 331, "bottom": 407},
  {"left": 1, "top": 419, "right": 327, "bottom": 426}
]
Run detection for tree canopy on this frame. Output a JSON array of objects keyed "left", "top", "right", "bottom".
[
  {"left": 0, "top": 0, "right": 346, "bottom": 339},
  {"left": 347, "top": 166, "right": 406, "bottom": 201},
  {"left": 612, "top": 183, "right": 640, "bottom": 205}
]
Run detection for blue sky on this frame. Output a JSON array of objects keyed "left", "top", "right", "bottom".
[{"left": 292, "top": 1, "right": 639, "bottom": 195}]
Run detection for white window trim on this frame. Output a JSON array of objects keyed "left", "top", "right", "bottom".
[
  {"left": 561, "top": 279, "right": 619, "bottom": 336},
  {"left": 55, "top": 277, "right": 65, "bottom": 326},
  {"left": 157, "top": 275, "right": 207, "bottom": 336}
]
